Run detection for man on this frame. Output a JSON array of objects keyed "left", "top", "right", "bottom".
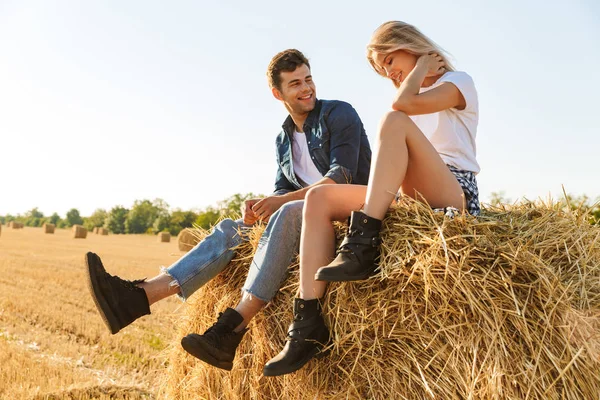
[{"left": 85, "top": 49, "right": 371, "bottom": 371}]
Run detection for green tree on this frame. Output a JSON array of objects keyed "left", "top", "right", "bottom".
[
  {"left": 49, "top": 213, "right": 61, "bottom": 226},
  {"left": 105, "top": 206, "right": 129, "bottom": 234},
  {"left": 194, "top": 207, "right": 221, "bottom": 230},
  {"left": 24, "top": 208, "right": 44, "bottom": 227},
  {"left": 85, "top": 209, "right": 108, "bottom": 231},
  {"left": 153, "top": 214, "right": 171, "bottom": 234},
  {"left": 167, "top": 210, "right": 198, "bottom": 235},
  {"left": 126, "top": 199, "right": 168, "bottom": 234},
  {"left": 66, "top": 208, "right": 83, "bottom": 227}
]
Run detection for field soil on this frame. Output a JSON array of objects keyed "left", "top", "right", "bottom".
[{"left": 0, "top": 226, "right": 184, "bottom": 399}]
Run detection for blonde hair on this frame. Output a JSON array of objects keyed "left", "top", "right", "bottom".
[{"left": 367, "top": 21, "right": 455, "bottom": 79}]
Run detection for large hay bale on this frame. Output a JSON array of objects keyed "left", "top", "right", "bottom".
[
  {"left": 93, "top": 227, "right": 99, "bottom": 234},
  {"left": 42, "top": 223, "right": 55, "bottom": 234},
  {"left": 98, "top": 227, "right": 108, "bottom": 236},
  {"left": 163, "top": 199, "right": 600, "bottom": 399},
  {"left": 177, "top": 228, "right": 200, "bottom": 252},
  {"left": 158, "top": 232, "right": 171, "bottom": 243},
  {"left": 72, "top": 225, "right": 87, "bottom": 239}
]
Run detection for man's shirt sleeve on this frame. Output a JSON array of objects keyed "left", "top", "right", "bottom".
[
  {"left": 324, "top": 102, "right": 364, "bottom": 185},
  {"left": 273, "top": 157, "right": 296, "bottom": 195}
]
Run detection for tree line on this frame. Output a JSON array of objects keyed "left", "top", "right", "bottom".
[
  {"left": 0, "top": 193, "right": 260, "bottom": 236},
  {"left": 1, "top": 192, "right": 598, "bottom": 235}
]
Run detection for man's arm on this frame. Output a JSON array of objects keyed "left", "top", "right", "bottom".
[
  {"left": 321, "top": 102, "right": 364, "bottom": 185},
  {"left": 273, "top": 161, "right": 296, "bottom": 196}
]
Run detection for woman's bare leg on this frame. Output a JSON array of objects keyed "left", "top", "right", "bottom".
[
  {"left": 363, "top": 111, "right": 465, "bottom": 220},
  {"left": 299, "top": 185, "right": 367, "bottom": 299}
]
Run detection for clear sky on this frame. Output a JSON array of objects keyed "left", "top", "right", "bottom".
[{"left": 1, "top": 0, "right": 599, "bottom": 217}]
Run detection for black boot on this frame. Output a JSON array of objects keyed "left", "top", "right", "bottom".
[
  {"left": 315, "top": 211, "right": 382, "bottom": 282},
  {"left": 181, "top": 308, "right": 247, "bottom": 371},
  {"left": 263, "top": 298, "right": 330, "bottom": 377},
  {"left": 85, "top": 252, "right": 150, "bottom": 334}
]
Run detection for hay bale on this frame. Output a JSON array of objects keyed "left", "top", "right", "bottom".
[
  {"left": 98, "top": 227, "right": 108, "bottom": 236},
  {"left": 158, "top": 232, "right": 171, "bottom": 243},
  {"left": 72, "top": 225, "right": 87, "bottom": 239},
  {"left": 93, "top": 227, "right": 99, "bottom": 234},
  {"left": 42, "top": 223, "right": 55, "bottom": 234},
  {"left": 177, "top": 228, "right": 201, "bottom": 252},
  {"left": 163, "top": 198, "right": 600, "bottom": 399}
]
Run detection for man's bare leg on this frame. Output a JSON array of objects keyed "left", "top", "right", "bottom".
[{"left": 138, "top": 274, "right": 181, "bottom": 306}]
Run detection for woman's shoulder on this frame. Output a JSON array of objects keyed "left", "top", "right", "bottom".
[{"left": 439, "top": 71, "right": 475, "bottom": 86}]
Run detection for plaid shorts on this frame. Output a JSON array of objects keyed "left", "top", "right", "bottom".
[{"left": 447, "top": 165, "right": 480, "bottom": 216}]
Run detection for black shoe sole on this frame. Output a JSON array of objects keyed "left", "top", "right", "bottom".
[
  {"left": 263, "top": 346, "right": 330, "bottom": 377},
  {"left": 180, "top": 336, "right": 233, "bottom": 371},
  {"left": 85, "top": 252, "right": 121, "bottom": 334},
  {"left": 314, "top": 268, "right": 375, "bottom": 282}
]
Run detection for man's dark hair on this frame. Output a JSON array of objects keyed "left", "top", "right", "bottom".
[{"left": 267, "top": 49, "right": 310, "bottom": 90}]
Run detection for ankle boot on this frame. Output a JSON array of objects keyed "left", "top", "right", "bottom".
[
  {"left": 263, "top": 298, "right": 330, "bottom": 377},
  {"left": 180, "top": 308, "right": 247, "bottom": 371},
  {"left": 315, "top": 211, "right": 382, "bottom": 282},
  {"left": 85, "top": 252, "right": 151, "bottom": 334}
]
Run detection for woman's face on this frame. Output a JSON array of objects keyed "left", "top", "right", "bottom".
[{"left": 373, "top": 50, "right": 418, "bottom": 86}]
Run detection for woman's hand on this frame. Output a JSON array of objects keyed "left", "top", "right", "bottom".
[{"left": 416, "top": 53, "right": 446, "bottom": 77}]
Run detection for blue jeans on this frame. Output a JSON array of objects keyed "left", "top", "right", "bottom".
[{"left": 165, "top": 200, "right": 304, "bottom": 302}]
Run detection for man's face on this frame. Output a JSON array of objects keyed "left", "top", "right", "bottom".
[{"left": 273, "top": 64, "right": 316, "bottom": 115}]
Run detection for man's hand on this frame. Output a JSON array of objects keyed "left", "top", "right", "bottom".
[
  {"left": 242, "top": 198, "right": 261, "bottom": 225},
  {"left": 252, "top": 195, "right": 287, "bottom": 222}
]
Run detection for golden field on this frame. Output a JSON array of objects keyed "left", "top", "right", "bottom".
[{"left": 0, "top": 226, "right": 184, "bottom": 399}]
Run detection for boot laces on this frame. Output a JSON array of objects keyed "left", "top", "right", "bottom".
[
  {"left": 107, "top": 271, "right": 144, "bottom": 291},
  {"left": 204, "top": 313, "right": 234, "bottom": 346},
  {"left": 285, "top": 313, "right": 305, "bottom": 343}
]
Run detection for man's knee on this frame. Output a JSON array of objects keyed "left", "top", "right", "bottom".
[
  {"left": 213, "top": 218, "right": 242, "bottom": 246},
  {"left": 271, "top": 200, "right": 304, "bottom": 225}
]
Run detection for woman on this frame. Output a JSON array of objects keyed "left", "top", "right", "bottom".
[{"left": 263, "top": 21, "right": 480, "bottom": 377}]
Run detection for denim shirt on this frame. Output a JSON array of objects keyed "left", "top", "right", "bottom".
[{"left": 273, "top": 99, "right": 372, "bottom": 195}]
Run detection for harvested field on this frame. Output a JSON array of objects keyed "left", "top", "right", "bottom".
[{"left": 0, "top": 227, "right": 184, "bottom": 399}]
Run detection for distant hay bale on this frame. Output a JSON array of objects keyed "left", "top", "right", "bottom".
[
  {"left": 163, "top": 198, "right": 600, "bottom": 399},
  {"left": 9, "top": 221, "right": 23, "bottom": 229},
  {"left": 43, "top": 223, "right": 55, "bottom": 234},
  {"left": 72, "top": 225, "right": 87, "bottom": 239},
  {"left": 93, "top": 227, "right": 99, "bottom": 234},
  {"left": 98, "top": 227, "right": 108, "bottom": 236},
  {"left": 177, "top": 228, "right": 200, "bottom": 252},
  {"left": 158, "top": 232, "right": 171, "bottom": 243}
]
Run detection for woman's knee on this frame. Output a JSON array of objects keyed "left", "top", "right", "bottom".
[
  {"left": 304, "top": 186, "right": 334, "bottom": 218},
  {"left": 378, "top": 110, "right": 410, "bottom": 140}
]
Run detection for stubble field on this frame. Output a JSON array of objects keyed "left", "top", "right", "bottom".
[{"left": 0, "top": 226, "right": 185, "bottom": 399}]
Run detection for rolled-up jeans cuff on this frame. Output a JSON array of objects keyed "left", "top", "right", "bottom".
[{"left": 241, "top": 287, "right": 273, "bottom": 303}]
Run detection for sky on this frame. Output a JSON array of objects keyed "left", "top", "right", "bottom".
[{"left": 1, "top": 0, "right": 599, "bottom": 217}]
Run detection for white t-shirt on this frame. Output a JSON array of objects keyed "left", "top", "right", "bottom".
[
  {"left": 292, "top": 130, "right": 323, "bottom": 186},
  {"left": 410, "top": 71, "right": 480, "bottom": 174}
]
